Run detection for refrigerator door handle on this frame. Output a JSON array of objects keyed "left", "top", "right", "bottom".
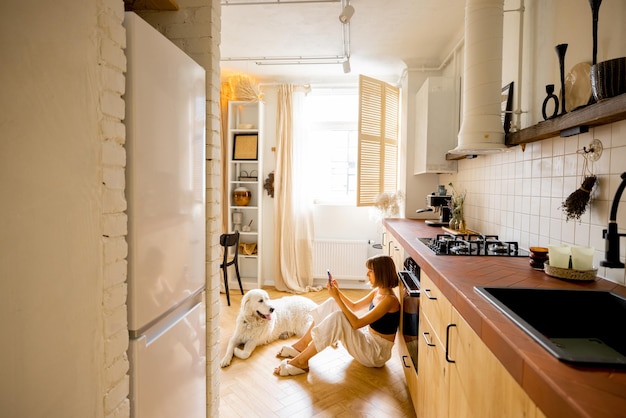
[{"left": 131, "top": 290, "right": 204, "bottom": 343}]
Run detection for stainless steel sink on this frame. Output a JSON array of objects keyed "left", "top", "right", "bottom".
[{"left": 474, "top": 286, "right": 626, "bottom": 366}]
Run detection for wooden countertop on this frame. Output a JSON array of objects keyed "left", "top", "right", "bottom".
[{"left": 383, "top": 218, "right": 626, "bottom": 418}]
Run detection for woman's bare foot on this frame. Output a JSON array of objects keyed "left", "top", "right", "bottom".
[
  {"left": 290, "top": 342, "right": 304, "bottom": 352},
  {"left": 288, "top": 357, "right": 309, "bottom": 371}
]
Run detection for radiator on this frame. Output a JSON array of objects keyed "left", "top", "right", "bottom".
[{"left": 312, "top": 239, "right": 369, "bottom": 280}]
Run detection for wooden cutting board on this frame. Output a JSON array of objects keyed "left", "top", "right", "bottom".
[{"left": 441, "top": 226, "right": 480, "bottom": 235}]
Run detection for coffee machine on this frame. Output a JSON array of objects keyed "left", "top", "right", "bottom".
[{"left": 416, "top": 193, "right": 452, "bottom": 226}]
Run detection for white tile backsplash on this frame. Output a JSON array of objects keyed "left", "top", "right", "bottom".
[{"left": 449, "top": 121, "right": 626, "bottom": 285}]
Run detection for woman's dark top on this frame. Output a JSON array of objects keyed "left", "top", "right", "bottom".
[{"left": 369, "top": 302, "right": 400, "bottom": 334}]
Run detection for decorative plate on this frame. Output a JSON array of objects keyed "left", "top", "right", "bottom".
[{"left": 564, "top": 62, "right": 592, "bottom": 112}]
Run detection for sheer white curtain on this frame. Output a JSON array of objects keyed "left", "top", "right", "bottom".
[{"left": 273, "top": 84, "right": 320, "bottom": 293}]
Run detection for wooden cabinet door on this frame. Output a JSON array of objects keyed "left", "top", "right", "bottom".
[
  {"left": 448, "top": 309, "right": 539, "bottom": 418},
  {"left": 447, "top": 310, "right": 481, "bottom": 418},
  {"left": 419, "top": 273, "right": 452, "bottom": 344},
  {"left": 392, "top": 240, "right": 404, "bottom": 271},
  {"left": 417, "top": 313, "right": 449, "bottom": 418},
  {"left": 417, "top": 272, "right": 454, "bottom": 418},
  {"left": 383, "top": 227, "right": 405, "bottom": 270}
]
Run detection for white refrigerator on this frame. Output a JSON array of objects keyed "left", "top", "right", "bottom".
[{"left": 124, "top": 12, "right": 206, "bottom": 418}]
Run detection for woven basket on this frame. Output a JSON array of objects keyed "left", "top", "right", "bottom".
[{"left": 544, "top": 261, "right": 597, "bottom": 281}]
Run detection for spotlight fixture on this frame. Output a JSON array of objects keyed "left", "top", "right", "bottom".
[
  {"left": 339, "top": 4, "right": 354, "bottom": 24},
  {"left": 342, "top": 58, "right": 351, "bottom": 73}
]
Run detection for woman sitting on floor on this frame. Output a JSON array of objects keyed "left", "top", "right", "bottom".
[{"left": 274, "top": 254, "right": 400, "bottom": 376}]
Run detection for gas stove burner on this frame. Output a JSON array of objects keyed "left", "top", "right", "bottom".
[
  {"left": 452, "top": 238, "right": 482, "bottom": 255},
  {"left": 435, "top": 234, "right": 456, "bottom": 242},
  {"left": 418, "top": 233, "right": 529, "bottom": 257},
  {"left": 484, "top": 235, "right": 501, "bottom": 244},
  {"left": 450, "top": 244, "right": 471, "bottom": 255},
  {"left": 490, "top": 244, "right": 510, "bottom": 254},
  {"left": 489, "top": 241, "right": 519, "bottom": 255}
]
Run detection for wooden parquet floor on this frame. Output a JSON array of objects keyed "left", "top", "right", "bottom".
[{"left": 218, "top": 287, "right": 417, "bottom": 418}]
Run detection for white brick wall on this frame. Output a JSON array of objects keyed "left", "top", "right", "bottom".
[{"left": 98, "top": 1, "right": 130, "bottom": 417}]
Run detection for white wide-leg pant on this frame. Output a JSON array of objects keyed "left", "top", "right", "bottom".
[{"left": 310, "top": 298, "right": 394, "bottom": 368}]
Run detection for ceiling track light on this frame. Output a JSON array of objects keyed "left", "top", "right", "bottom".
[
  {"left": 257, "top": 59, "right": 345, "bottom": 66},
  {"left": 342, "top": 58, "right": 351, "bottom": 73},
  {"left": 224, "top": 55, "right": 345, "bottom": 64},
  {"left": 339, "top": 3, "right": 354, "bottom": 23}
]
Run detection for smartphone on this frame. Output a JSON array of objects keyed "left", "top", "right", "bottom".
[{"left": 327, "top": 269, "right": 332, "bottom": 283}]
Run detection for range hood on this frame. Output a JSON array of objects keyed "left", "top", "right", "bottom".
[{"left": 449, "top": 0, "right": 509, "bottom": 155}]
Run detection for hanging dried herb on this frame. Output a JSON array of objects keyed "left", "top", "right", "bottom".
[{"left": 561, "top": 175, "right": 597, "bottom": 222}]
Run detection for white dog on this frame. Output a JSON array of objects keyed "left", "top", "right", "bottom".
[{"left": 220, "top": 288, "right": 317, "bottom": 367}]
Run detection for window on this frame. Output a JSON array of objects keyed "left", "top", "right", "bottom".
[
  {"left": 302, "top": 77, "right": 399, "bottom": 206},
  {"left": 304, "top": 87, "right": 359, "bottom": 204}
]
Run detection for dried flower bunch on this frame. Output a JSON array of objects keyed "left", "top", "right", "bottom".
[
  {"left": 374, "top": 191, "right": 404, "bottom": 218},
  {"left": 561, "top": 175, "right": 597, "bottom": 222},
  {"left": 560, "top": 142, "right": 600, "bottom": 222},
  {"left": 448, "top": 182, "right": 466, "bottom": 215},
  {"left": 228, "top": 74, "right": 262, "bottom": 102}
]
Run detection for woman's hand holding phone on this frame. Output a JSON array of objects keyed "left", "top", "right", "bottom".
[
  {"left": 327, "top": 269, "right": 337, "bottom": 289},
  {"left": 326, "top": 269, "right": 340, "bottom": 298}
]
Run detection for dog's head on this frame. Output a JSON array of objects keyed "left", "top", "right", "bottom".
[{"left": 241, "top": 289, "right": 275, "bottom": 321}]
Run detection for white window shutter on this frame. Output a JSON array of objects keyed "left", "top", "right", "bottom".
[{"left": 357, "top": 75, "right": 399, "bottom": 207}]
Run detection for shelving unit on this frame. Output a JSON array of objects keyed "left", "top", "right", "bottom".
[{"left": 227, "top": 100, "right": 263, "bottom": 289}]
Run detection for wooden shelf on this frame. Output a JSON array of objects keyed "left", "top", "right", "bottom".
[
  {"left": 124, "top": 0, "right": 179, "bottom": 11},
  {"left": 506, "top": 93, "right": 626, "bottom": 146},
  {"left": 445, "top": 93, "right": 626, "bottom": 160}
]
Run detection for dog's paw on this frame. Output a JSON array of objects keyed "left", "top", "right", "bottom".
[
  {"left": 220, "top": 356, "right": 232, "bottom": 368},
  {"left": 234, "top": 348, "right": 251, "bottom": 359},
  {"left": 278, "top": 331, "right": 293, "bottom": 340}
]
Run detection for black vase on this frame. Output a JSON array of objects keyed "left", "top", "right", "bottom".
[
  {"left": 589, "top": 0, "right": 603, "bottom": 65},
  {"left": 588, "top": 0, "right": 603, "bottom": 105},
  {"left": 555, "top": 44, "right": 568, "bottom": 115}
]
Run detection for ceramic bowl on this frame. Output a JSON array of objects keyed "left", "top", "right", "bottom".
[
  {"left": 591, "top": 57, "right": 626, "bottom": 101},
  {"left": 529, "top": 246, "right": 549, "bottom": 258}
]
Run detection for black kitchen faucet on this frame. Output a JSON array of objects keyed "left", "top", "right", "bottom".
[{"left": 601, "top": 171, "right": 626, "bottom": 268}]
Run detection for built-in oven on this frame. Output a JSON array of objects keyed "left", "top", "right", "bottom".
[{"left": 398, "top": 257, "right": 420, "bottom": 371}]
